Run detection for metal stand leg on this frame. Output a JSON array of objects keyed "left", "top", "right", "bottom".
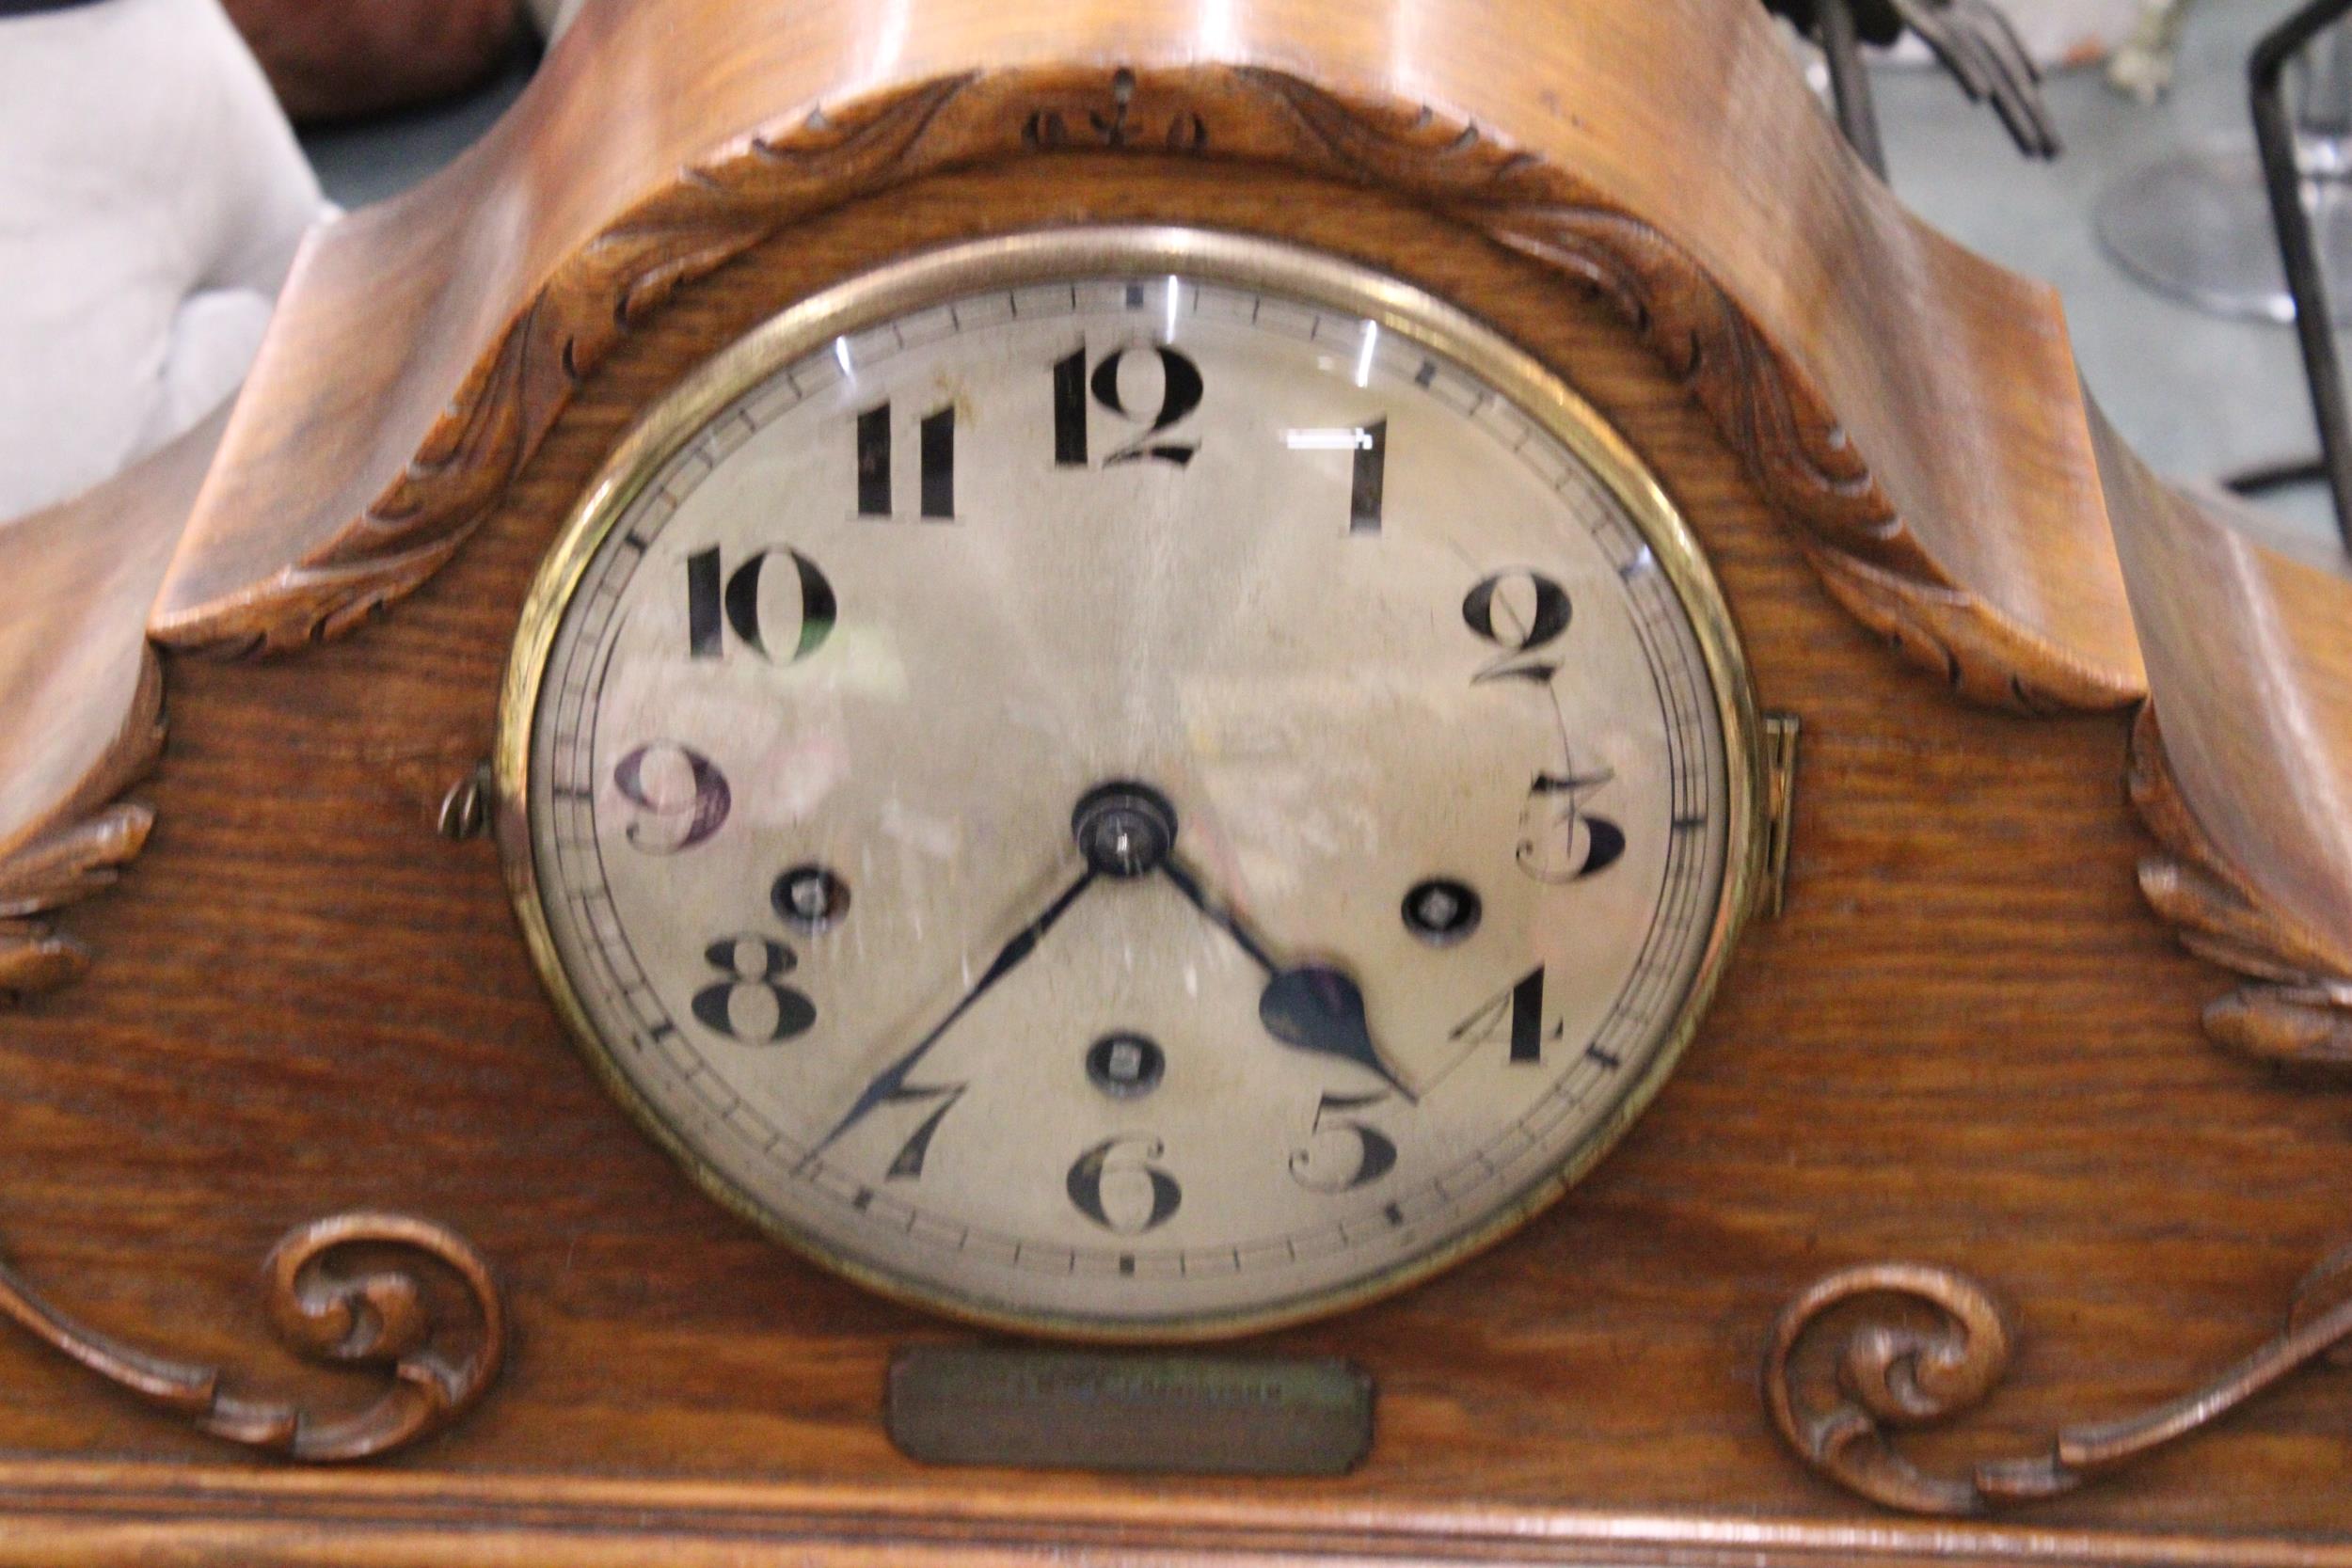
[
  {"left": 2249, "top": 1, "right": 2352, "bottom": 546},
  {"left": 2098, "top": 15, "right": 2352, "bottom": 328},
  {"left": 1818, "top": 0, "right": 1892, "bottom": 178}
]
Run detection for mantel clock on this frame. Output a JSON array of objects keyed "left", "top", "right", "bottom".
[{"left": 1, "top": 0, "right": 2348, "bottom": 1562}]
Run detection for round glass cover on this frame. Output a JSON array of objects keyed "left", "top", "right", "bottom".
[{"left": 501, "top": 230, "right": 1761, "bottom": 1338}]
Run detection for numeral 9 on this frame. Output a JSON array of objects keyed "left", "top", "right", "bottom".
[{"left": 612, "top": 742, "right": 731, "bottom": 853}]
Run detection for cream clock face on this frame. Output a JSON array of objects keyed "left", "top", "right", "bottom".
[{"left": 501, "top": 231, "right": 1759, "bottom": 1338}]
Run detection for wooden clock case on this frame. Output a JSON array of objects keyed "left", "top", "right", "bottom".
[{"left": 2, "top": 0, "right": 2349, "bottom": 1560}]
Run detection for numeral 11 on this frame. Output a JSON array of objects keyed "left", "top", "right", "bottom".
[{"left": 857, "top": 401, "right": 955, "bottom": 521}]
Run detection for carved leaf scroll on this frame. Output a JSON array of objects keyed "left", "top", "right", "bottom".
[
  {"left": 0, "top": 1212, "right": 504, "bottom": 1462},
  {"left": 1767, "top": 1255, "right": 2352, "bottom": 1515},
  {"left": 0, "top": 651, "right": 165, "bottom": 1003},
  {"left": 172, "top": 63, "right": 2135, "bottom": 714},
  {"left": 201, "top": 75, "right": 981, "bottom": 657},
  {"left": 2129, "top": 705, "right": 2352, "bottom": 1068}
]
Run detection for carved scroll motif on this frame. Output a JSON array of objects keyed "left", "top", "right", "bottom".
[
  {"left": 2129, "top": 705, "right": 2352, "bottom": 1068},
  {"left": 0, "top": 651, "right": 165, "bottom": 1003},
  {"left": 171, "top": 64, "right": 2134, "bottom": 713},
  {"left": 0, "top": 1212, "right": 503, "bottom": 1462},
  {"left": 1225, "top": 69, "right": 2134, "bottom": 714},
  {"left": 196, "top": 75, "right": 983, "bottom": 657},
  {"left": 1767, "top": 1255, "right": 2352, "bottom": 1515}
]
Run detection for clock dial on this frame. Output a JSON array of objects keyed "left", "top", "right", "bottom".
[{"left": 501, "top": 231, "right": 1760, "bottom": 1338}]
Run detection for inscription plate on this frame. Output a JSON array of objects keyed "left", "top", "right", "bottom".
[{"left": 886, "top": 1347, "right": 1375, "bottom": 1477}]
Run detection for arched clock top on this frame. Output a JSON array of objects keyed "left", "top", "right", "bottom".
[{"left": 142, "top": 0, "right": 2142, "bottom": 713}]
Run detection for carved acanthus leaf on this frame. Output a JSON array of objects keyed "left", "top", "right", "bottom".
[
  {"left": 211, "top": 76, "right": 981, "bottom": 656},
  {"left": 178, "top": 63, "right": 2130, "bottom": 714},
  {"left": 1231, "top": 68, "right": 2133, "bottom": 714},
  {"left": 2128, "top": 705, "right": 2352, "bottom": 1067},
  {"left": 0, "top": 651, "right": 166, "bottom": 1004},
  {"left": 1767, "top": 1255, "right": 2352, "bottom": 1515}
]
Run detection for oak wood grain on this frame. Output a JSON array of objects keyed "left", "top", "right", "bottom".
[{"left": 3, "top": 161, "right": 2347, "bottom": 1561}]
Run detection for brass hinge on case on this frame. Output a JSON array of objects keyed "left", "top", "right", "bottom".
[{"left": 1759, "top": 714, "right": 1801, "bottom": 920}]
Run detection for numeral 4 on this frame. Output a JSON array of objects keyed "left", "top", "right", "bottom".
[{"left": 1451, "top": 967, "right": 1560, "bottom": 1065}]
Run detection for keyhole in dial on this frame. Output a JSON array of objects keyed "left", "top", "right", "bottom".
[{"left": 1086, "top": 1033, "right": 1167, "bottom": 1100}]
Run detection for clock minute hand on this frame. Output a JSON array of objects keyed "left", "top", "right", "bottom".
[
  {"left": 1159, "top": 855, "right": 1420, "bottom": 1104},
  {"left": 814, "top": 864, "right": 1100, "bottom": 1159}
]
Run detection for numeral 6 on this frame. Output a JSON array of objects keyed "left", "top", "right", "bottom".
[{"left": 1066, "top": 1134, "right": 1183, "bottom": 1234}]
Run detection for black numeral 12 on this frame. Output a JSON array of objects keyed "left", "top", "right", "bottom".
[{"left": 1052, "top": 346, "right": 1203, "bottom": 468}]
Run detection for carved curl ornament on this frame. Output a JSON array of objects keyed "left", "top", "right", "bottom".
[
  {"left": 1767, "top": 1254, "right": 2352, "bottom": 1515},
  {"left": 0, "top": 1212, "right": 503, "bottom": 1462}
]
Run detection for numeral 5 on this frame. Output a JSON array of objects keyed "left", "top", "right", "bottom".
[{"left": 1289, "top": 1092, "right": 1398, "bottom": 1194}]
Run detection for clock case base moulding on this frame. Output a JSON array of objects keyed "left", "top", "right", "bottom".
[{"left": 0, "top": 0, "right": 2349, "bottom": 1561}]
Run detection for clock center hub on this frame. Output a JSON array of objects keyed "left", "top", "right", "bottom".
[{"left": 1072, "top": 782, "right": 1179, "bottom": 879}]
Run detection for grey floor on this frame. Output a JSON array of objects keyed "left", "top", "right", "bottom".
[{"left": 301, "top": 2, "right": 2347, "bottom": 549}]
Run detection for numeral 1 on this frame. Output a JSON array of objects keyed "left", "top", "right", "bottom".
[
  {"left": 1349, "top": 417, "right": 1387, "bottom": 535},
  {"left": 1053, "top": 349, "right": 1089, "bottom": 467},
  {"left": 856, "top": 401, "right": 955, "bottom": 520}
]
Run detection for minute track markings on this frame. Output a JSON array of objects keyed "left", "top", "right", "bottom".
[{"left": 522, "top": 262, "right": 1738, "bottom": 1329}]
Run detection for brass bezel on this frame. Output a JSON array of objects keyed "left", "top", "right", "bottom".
[{"left": 497, "top": 227, "right": 1769, "bottom": 1342}]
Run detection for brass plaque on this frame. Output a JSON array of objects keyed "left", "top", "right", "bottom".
[{"left": 886, "top": 1346, "right": 1375, "bottom": 1477}]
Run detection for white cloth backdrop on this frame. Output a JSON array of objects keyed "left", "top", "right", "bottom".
[{"left": 0, "top": 0, "right": 323, "bottom": 523}]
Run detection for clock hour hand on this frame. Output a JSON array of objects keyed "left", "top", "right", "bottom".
[
  {"left": 1160, "top": 855, "right": 1420, "bottom": 1103},
  {"left": 1159, "top": 855, "right": 1280, "bottom": 974},
  {"left": 1258, "top": 964, "right": 1420, "bottom": 1104},
  {"left": 814, "top": 864, "right": 1099, "bottom": 1158}
]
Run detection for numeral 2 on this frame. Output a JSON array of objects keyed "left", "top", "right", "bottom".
[
  {"left": 1052, "top": 346, "right": 1203, "bottom": 468},
  {"left": 1463, "top": 570, "right": 1573, "bottom": 684}
]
